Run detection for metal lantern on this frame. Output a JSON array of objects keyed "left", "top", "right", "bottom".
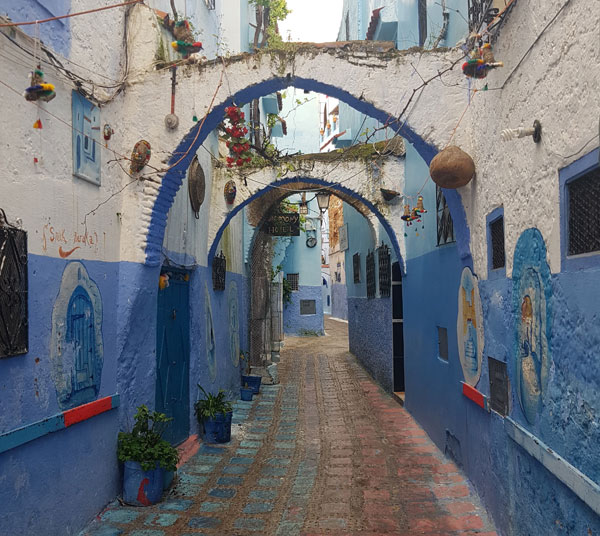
[
  {"left": 299, "top": 192, "right": 308, "bottom": 215},
  {"left": 316, "top": 191, "right": 330, "bottom": 213}
]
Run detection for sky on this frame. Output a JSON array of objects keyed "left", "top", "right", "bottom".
[{"left": 278, "top": 0, "right": 344, "bottom": 43}]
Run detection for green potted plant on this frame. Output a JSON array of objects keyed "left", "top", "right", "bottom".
[
  {"left": 194, "top": 385, "right": 234, "bottom": 443},
  {"left": 117, "top": 405, "right": 179, "bottom": 506}
]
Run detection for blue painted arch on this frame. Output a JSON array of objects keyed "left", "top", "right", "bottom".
[
  {"left": 144, "top": 76, "right": 472, "bottom": 268},
  {"left": 211, "top": 176, "right": 406, "bottom": 275}
]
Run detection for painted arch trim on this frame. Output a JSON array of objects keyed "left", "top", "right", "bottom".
[{"left": 142, "top": 76, "right": 473, "bottom": 269}]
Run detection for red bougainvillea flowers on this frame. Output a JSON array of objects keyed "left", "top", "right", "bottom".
[{"left": 223, "top": 106, "right": 253, "bottom": 168}]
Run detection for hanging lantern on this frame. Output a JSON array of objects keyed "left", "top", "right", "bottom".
[
  {"left": 316, "top": 191, "right": 330, "bottom": 213},
  {"left": 130, "top": 140, "right": 151, "bottom": 174},
  {"left": 224, "top": 180, "right": 237, "bottom": 205},
  {"left": 429, "top": 146, "right": 475, "bottom": 189},
  {"left": 299, "top": 192, "right": 308, "bottom": 215}
]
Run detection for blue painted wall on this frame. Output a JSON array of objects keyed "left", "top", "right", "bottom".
[
  {"left": 284, "top": 285, "right": 324, "bottom": 336},
  {"left": 331, "top": 282, "right": 348, "bottom": 320}
]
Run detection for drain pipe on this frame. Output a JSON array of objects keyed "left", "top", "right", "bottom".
[{"left": 432, "top": 0, "right": 449, "bottom": 49}]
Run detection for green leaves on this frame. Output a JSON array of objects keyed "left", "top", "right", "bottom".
[
  {"left": 117, "top": 405, "right": 179, "bottom": 472},
  {"left": 194, "top": 386, "right": 233, "bottom": 421}
]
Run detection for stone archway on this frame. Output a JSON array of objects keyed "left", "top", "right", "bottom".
[{"left": 123, "top": 4, "right": 473, "bottom": 268}]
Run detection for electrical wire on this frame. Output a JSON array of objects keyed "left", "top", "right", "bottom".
[{"left": 0, "top": 0, "right": 144, "bottom": 27}]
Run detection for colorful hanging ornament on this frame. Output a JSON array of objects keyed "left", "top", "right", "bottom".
[
  {"left": 401, "top": 204, "right": 416, "bottom": 226},
  {"left": 24, "top": 67, "right": 56, "bottom": 102},
  {"left": 33, "top": 119, "right": 43, "bottom": 129},
  {"left": 130, "top": 140, "right": 151, "bottom": 174},
  {"left": 171, "top": 40, "right": 203, "bottom": 58},
  {"left": 414, "top": 195, "right": 427, "bottom": 215},
  {"left": 103, "top": 124, "right": 113, "bottom": 141},
  {"left": 462, "top": 42, "right": 503, "bottom": 79},
  {"left": 224, "top": 180, "right": 237, "bottom": 205},
  {"left": 159, "top": 273, "right": 170, "bottom": 290}
]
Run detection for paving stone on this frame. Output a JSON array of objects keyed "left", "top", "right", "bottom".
[
  {"left": 236, "top": 448, "right": 259, "bottom": 456},
  {"left": 199, "top": 445, "right": 226, "bottom": 455},
  {"left": 240, "top": 440, "right": 262, "bottom": 448},
  {"left": 233, "top": 518, "right": 266, "bottom": 531},
  {"left": 144, "top": 513, "right": 179, "bottom": 527},
  {"left": 183, "top": 464, "right": 214, "bottom": 474},
  {"left": 258, "top": 477, "right": 284, "bottom": 487},
  {"left": 222, "top": 464, "right": 249, "bottom": 474},
  {"left": 275, "top": 520, "right": 303, "bottom": 535},
  {"left": 192, "top": 454, "right": 222, "bottom": 464},
  {"left": 199, "top": 501, "right": 227, "bottom": 512},
  {"left": 208, "top": 487, "right": 237, "bottom": 498},
  {"left": 129, "top": 531, "right": 165, "bottom": 536},
  {"left": 262, "top": 466, "right": 287, "bottom": 477},
  {"left": 275, "top": 433, "right": 296, "bottom": 440},
  {"left": 274, "top": 441, "right": 295, "bottom": 449},
  {"left": 158, "top": 500, "right": 193, "bottom": 511},
  {"left": 267, "top": 457, "right": 291, "bottom": 466},
  {"left": 249, "top": 489, "right": 278, "bottom": 500},
  {"left": 217, "top": 476, "right": 244, "bottom": 486},
  {"left": 179, "top": 473, "right": 208, "bottom": 485},
  {"left": 230, "top": 456, "right": 255, "bottom": 465},
  {"left": 188, "top": 517, "right": 221, "bottom": 529},
  {"left": 100, "top": 510, "right": 140, "bottom": 524},
  {"left": 244, "top": 433, "right": 266, "bottom": 441},
  {"left": 243, "top": 501, "right": 274, "bottom": 513}
]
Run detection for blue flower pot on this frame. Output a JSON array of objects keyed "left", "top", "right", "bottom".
[
  {"left": 240, "top": 387, "right": 253, "bottom": 401},
  {"left": 123, "top": 461, "right": 164, "bottom": 506},
  {"left": 242, "top": 374, "right": 261, "bottom": 394},
  {"left": 201, "top": 411, "right": 233, "bottom": 443},
  {"left": 163, "top": 470, "right": 175, "bottom": 490}
]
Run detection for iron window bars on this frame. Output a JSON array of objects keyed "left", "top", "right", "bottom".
[
  {"left": 212, "top": 251, "right": 226, "bottom": 291},
  {"left": 490, "top": 216, "right": 506, "bottom": 269},
  {"left": 488, "top": 357, "right": 509, "bottom": 416},
  {"left": 467, "top": 0, "right": 516, "bottom": 41},
  {"left": 366, "top": 250, "right": 376, "bottom": 299},
  {"left": 378, "top": 243, "right": 391, "bottom": 297},
  {"left": 0, "top": 208, "right": 28, "bottom": 358},
  {"left": 204, "top": 0, "right": 216, "bottom": 10},
  {"left": 353, "top": 252, "right": 361, "bottom": 284},
  {"left": 436, "top": 185, "right": 455, "bottom": 246},
  {"left": 568, "top": 166, "right": 600, "bottom": 256},
  {"left": 286, "top": 273, "right": 299, "bottom": 291}
]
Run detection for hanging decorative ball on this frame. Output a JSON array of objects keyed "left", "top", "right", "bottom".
[
  {"left": 462, "top": 43, "right": 503, "bottom": 79},
  {"left": 24, "top": 67, "right": 56, "bottom": 102},
  {"left": 130, "top": 140, "right": 151, "bottom": 174},
  {"left": 173, "top": 19, "right": 195, "bottom": 42},
  {"left": 224, "top": 180, "right": 237, "bottom": 205},
  {"left": 429, "top": 146, "right": 475, "bottom": 189},
  {"left": 103, "top": 124, "right": 113, "bottom": 141},
  {"left": 171, "top": 40, "right": 203, "bottom": 58}
]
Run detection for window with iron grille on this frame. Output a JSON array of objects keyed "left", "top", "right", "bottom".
[
  {"left": 353, "top": 252, "right": 361, "bottom": 284},
  {"left": 366, "top": 250, "right": 376, "bottom": 299},
  {"left": 488, "top": 357, "right": 509, "bottom": 416},
  {"left": 0, "top": 210, "right": 28, "bottom": 358},
  {"left": 378, "top": 243, "right": 391, "bottom": 297},
  {"left": 490, "top": 216, "right": 505, "bottom": 269},
  {"left": 436, "top": 185, "right": 455, "bottom": 246},
  {"left": 212, "top": 251, "right": 226, "bottom": 291},
  {"left": 437, "top": 326, "right": 448, "bottom": 361},
  {"left": 286, "top": 273, "right": 299, "bottom": 291},
  {"left": 345, "top": 12, "right": 350, "bottom": 40},
  {"left": 204, "top": 0, "right": 215, "bottom": 9},
  {"left": 568, "top": 166, "right": 600, "bottom": 256}
]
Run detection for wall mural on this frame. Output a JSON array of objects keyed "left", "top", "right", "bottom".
[
  {"left": 457, "top": 266, "right": 484, "bottom": 386},
  {"left": 50, "top": 262, "right": 104, "bottom": 410},
  {"left": 72, "top": 91, "right": 101, "bottom": 185},
  {"left": 512, "top": 228, "right": 552, "bottom": 424},
  {"left": 205, "top": 283, "right": 217, "bottom": 382},
  {"left": 228, "top": 280, "right": 240, "bottom": 367}
]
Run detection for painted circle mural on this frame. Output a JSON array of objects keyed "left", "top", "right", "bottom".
[
  {"left": 204, "top": 283, "right": 217, "bottom": 382},
  {"left": 513, "top": 229, "right": 552, "bottom": 424},
  {"left": 457, "top": 266, "right": 484, "bottom": 386},
  {"left": 228, "top": 280, "right": 240, "bottom": 367}
]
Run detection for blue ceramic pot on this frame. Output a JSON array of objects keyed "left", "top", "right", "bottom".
[
  {"left": 201, "top": 411, "right": 233, "bottom": 443},
  {"left": 123, "top": 461, "right": 164, "bottom": 506},
  {"left": 241, "top": 374, "right": 261, "bottom": 394},
  {"left": 240, "top": 387, "right": 253, "bottom": 401}
]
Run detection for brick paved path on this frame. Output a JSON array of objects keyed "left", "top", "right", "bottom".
[{"left": 82, "top": 317, "right": 497, "bottom": 536}]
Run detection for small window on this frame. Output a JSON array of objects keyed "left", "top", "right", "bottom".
[
  {"left": 488, "top": 357, "right": 509, "bottom": 416},
  {"left": 286, "top": 273, "right": 299, "bottom": 291},
  {"left": 437, "top": 326, "right": 448, "bottom": 361},
  {"left": 418, "top": 0, "right": 427, "bottom": 46},
  {"left": 300, "top": 300, "right": 316, "bottom": 315},
  {"left": 353, "top": 252, "right": 361, "bottom": 283},
  {"left": 436, "top": 185, "right": 455, "bottom": 246},
  {"left": 568, "top": 166, "right": 600, "bottom": 256},
  {"left": 490, "top": 216, "right": 505, "bottom": 269},
  {"left": 204, "top": 0, "right": 215, "bottom": 9}
]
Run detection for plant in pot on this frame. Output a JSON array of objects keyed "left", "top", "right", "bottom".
[
  {"left": 240, "top": 380, "right": 253, "bottom": 401},
  {"left": 240, "top": 351, "right": 262, "bottom": 395},
  {"left": 117, "top": 405, "right": 179, "bottom": 506},
  {"left": 194, "top": 385, "right": 234, "bottom": 444}
]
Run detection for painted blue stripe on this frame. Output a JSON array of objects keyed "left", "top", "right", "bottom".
[
  {"left": 0, "top": 395, "right": 120, "bottom": 455},
  {"left": 144, "top": 75, "right": 473, "bottom": 269}
]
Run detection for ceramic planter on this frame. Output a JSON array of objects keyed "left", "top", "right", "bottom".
[
  {"left": 241, "top": 374, "right": 261, "bottom": 394},
  {"left": 201, "top": 410, "right": 233, "bottom": 443},
  {"left": 240, "top": 387, "right": 253, "bottom": 401},
  {"left": 123, "top": 461, "right": 164, "bottom": 506}
]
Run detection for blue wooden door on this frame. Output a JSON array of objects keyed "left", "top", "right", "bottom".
[{"left": 156, "top": 271, "right": 190, "bottom": 445}]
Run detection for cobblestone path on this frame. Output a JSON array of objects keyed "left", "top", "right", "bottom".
[{"left": 82, "top": 317, "right": 497, "bottom": 536}]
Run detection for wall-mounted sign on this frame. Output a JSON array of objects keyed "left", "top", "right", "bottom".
[
  {"left": 339, "top": 223, "right": 348, "bottom": 251},
  {"left": 264, "top": 211, "right": 300, "bottom": 236}
]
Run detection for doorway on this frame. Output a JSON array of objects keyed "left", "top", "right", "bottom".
[
  {"left": 392, "top": 261, "right": 405, "bottom": 394},
  {"left": 156, "top": 268, "right": 190, "bottom": 445}
]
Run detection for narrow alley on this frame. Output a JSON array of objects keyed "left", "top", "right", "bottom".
[{"left": 82, "top": 317, "right": 496, "bottom": 536}]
